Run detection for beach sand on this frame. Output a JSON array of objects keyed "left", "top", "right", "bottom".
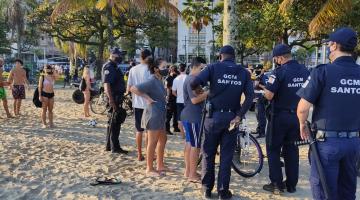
[{"left": 0, "top": 87, "right": 359, "bottom": 200}]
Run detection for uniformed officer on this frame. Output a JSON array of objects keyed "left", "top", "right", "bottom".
[
  {"left": 254, "top": 65, "right": 269, "bottom": 138},
  {"left": 297, "top": 27, "right": 360, "bottom": 200},
  {"left": 102, "top": 47, "right": 128, "bottom": 154},
  {"left": 262, "top": 44, "right": 310, "bottom": 194},
  {"left": 190, "top": 45, "right": 254, "bottom": 200}
]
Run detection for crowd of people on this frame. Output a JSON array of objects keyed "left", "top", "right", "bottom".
[{"left": 0, "top": 27, "right": 359, "bottom": 200}]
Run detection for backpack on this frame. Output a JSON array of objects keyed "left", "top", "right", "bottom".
[{"left": 33, "top": 75, "right": 44, "bottom": 108}]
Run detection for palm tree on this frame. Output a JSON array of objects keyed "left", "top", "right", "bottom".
[
  {"left": 280, "top": 0, "right": 352, "bottom": 36},
  {"left": 223, "top": 0, "right": 237, "bottom": 46},
  {"left": 52, "top": 0, "right": 178, "bottom": 48},
  {"left": 182, "top": 0, "right": 213, "bottom": 56}
]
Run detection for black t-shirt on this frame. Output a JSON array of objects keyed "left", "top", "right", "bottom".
[{"left": 166, "top": 74, "right": 177, "bottom": 102}]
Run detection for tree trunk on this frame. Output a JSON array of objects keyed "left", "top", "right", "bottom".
[
  {"left": 96, "top": 43, "right": 105, "bottom": 80},
  {"left": 106, "top": 5, "right": 115, "bottom": 48},
  {"left": 223, "top": 0, "right": 237, "bottom": 47},
  {"left": 197, "top": 30, "right": 200, "bottom": 56}
]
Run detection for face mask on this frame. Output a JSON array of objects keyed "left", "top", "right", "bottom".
[
  {"left": 114, "top": 56, "right": 122, "bottom": 64},
  {"left": 159, "top": 68, "right": 169, "bottom": 77},
  {"left": 326, "top": 47, "right": 331, "bottom": 61}
]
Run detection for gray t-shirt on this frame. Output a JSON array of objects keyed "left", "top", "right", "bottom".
[
  {"left": 136, "top": 75, "right": 167, "bottom": 130},
  {"left": 180, "top": 75, "right": 203, "bottom": 123}
]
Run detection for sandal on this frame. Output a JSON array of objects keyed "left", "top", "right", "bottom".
[{"left": 90, "top": 177, "right": 122, "bottom": 186}]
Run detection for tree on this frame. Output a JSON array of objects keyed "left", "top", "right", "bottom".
[
  {"left": 52, "top": 0, "right": 179, "bottom": 48},
  {"left": 3, "top": 0, "right": 40, "bottom": 58},
  {"left": 222, "top": 0, "right": 237, "bottom": 46},
  {"left": 182, "top": 0, "right": 213, "bottom": 56},
  {"left": 0, "top": 16, "right": 10, "bottom": 54},
  {"left": 280, "top": 0, "right": 353, "bottom": 37}
]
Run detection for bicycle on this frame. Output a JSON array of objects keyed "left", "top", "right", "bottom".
[
  {"left": 197, "top": 119, "right": 264, "bottom": 178},
  {"left": 90, "top": 90, "right": 133, "bottom": 116}
]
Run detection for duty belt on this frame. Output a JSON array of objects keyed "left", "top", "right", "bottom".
[
  {"left": 213, "top": 109, "right": 236, "bottom": 113},
  {"left": 316, "top": 131, "right": 360, "bottom": 139}
]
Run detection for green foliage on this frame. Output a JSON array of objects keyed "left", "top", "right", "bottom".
[{"left": 0, "top": 16, "right": 10, "bottom": 54}]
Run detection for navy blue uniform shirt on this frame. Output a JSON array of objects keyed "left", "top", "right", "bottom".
[
  {"left": 297, "top": 56, "right": 360, "bottom": 131},
  {"left": 190, "top": 58, "right": 254, "bottom": 118},
  {"left": 266, "top": 60, "right": 310, "bottom": 111},
  {"left": 102, "top": 60, "right": 126, "bottom": 98}
]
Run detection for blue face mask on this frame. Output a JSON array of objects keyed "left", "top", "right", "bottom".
[{"left": 326, "top": 47, "right": 331, "bottom": 60}]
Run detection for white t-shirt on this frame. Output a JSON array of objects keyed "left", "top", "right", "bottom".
[
  {"left": 172, "top": 73, "right": 187, "bottom": 104},
  {"left": 128, "top": 63, "right": 151, "bottom": 109}
]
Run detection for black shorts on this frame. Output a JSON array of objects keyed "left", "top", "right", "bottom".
[
  {"left": 176, "top": 103, "right": 184, "bottom": 122},
  {"left": 134, "top": 108, "right": 145, "bottom": 132},
  {"left": 41, "top": 91, "right": 55, "bottom": 99}
]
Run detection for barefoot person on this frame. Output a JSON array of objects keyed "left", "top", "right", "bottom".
[
  {"left": 130, "top": 58, "right": 169, "bottom": 176},
  {"left": 7, "top": 59, "right": 29, "bottom": 116},
  {"left": 82, "top": 65, "right": 93, "bottom": 118},
  {"left": 181, "top": 57, "right": 207, "bottom": 182},
  {"left": 0, "top": 59, "right": 12, "bottom": 118},
  {"left": 39, "top": 65, "right": 57, "bottom": 128}
]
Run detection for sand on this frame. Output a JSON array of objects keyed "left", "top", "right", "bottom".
[{"left": 0, "top": 87, "right": 359, "bottom": 200}]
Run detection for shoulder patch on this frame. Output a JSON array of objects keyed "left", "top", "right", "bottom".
[
  {"left": 104, "top": 70, "right": 110, "bottom": 75},
  {"left": 268, "top": 75, "right": 276, "bottom": 84}
]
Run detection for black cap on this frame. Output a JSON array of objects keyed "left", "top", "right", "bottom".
[
  {"left": 219, "top": 45, "right": 235, "bottom": 55},
  {"left": 326, "top": 27, "right": 358, "bottom": 50},
  {"left": 272, "top": 44, "right": 291, "bottom": 57},
  {"left": 110, "top": 47, "right": 125, "bottom": 56}
]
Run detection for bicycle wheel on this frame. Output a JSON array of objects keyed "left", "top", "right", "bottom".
[
  {"left": 122, "top": 96, "right": 133, "bottom": 116},
  {"left": 232, "top": 131, "right": 264, "bottom": 178},
  {"left": 90, "top": 94, "right": 108, "bottom": 115}
]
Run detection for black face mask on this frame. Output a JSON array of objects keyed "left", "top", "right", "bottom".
[
  {"left": 159, "top": 68, "right": 169, "bottom": 77},
  {"left": 114, "top": 56, "right": 122, "bottom": 64}
]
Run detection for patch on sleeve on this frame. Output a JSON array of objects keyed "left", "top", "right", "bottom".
[
  {"left": 302, "top": 76, "right": 311, "bottom": 88},
  {"left": 104, "top": 70, "right": 110, "bottom": 75},
  {"left": 268, "top": 75, "right": 276, "bottom": 84}
]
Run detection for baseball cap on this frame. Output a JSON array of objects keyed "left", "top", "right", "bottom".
[
  {"left": 110, "top": 47, "right": 126, "bottom": 56},
  {"left": 326, "top": 27, "right": 358, "bottom": 50},
  {"left": 272, "top": 44, "right": 291, "bottom": 57},
  {"left": 219, "top": 45, "right": 235, "bottom": 55}
]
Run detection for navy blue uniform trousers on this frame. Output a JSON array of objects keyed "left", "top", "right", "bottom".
[
  {"left": 201, "top": 112, "right": 237, "bottom": 192},
  {"left": 310, "top": 137, "right": 360, "bottom": 200},
  {"left": 266, "top": 112, "right": 300, "bottom": 188},
  {"left": 255, "top": 94, "right": 266, "bottom": 135},
  {"left": 106, "top": 98, "right": 122, "bottom": 151}
]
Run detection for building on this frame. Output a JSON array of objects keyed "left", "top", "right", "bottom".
[{"left": 177, "top": 0, "right": 219, "bottom": 64}]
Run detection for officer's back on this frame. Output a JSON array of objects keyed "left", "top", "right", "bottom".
[{"left": 270, "top": 60, "right": 309, "bottom": 110}]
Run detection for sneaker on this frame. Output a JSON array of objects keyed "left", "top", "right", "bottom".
[
  {"left": 202, "top": 189, "right": 212, "bottom": 199},
  {"left": 218, "top": 190, "right": 233, "bottom": 200},
  {"left": 287, "top": 186, "right": 296, "bottom": 193},
  {"left": 256, "top": 134, "right": 265, "bottom": 138},
  {"left": 263, "top": 183, "right": 284, "bottom": 195}
]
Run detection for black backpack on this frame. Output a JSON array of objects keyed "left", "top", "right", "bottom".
[{"left": 32, "top": 75, "right": 44, "bottom": 108}]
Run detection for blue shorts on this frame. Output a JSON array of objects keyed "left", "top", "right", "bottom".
[
  {"left": 134, "top": 108, "right": 145, "bottom": 132},
  {"left": 183, "top": 121, "right": 201, "bottom": 148}
]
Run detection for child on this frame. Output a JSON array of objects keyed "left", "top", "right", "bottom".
[{"left": 0, "top": 60, "right": 13, "bottom": 118}]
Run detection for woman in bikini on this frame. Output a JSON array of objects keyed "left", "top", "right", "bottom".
[
  {"left": 82, "top": 65, "right": 94, "bottom": 118},
  {"left": 39, "top": 65, "right": 57, "bottom": 128}
]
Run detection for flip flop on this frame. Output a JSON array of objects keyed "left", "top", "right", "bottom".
[
  {"left": 90, "top": 177, "right": 122, "bottom": 186},
  {"left": 188, "top": 178, "right": 201, "bottom": 183},
  {"left": 158, "top": 171, "right": 166, "bottom": 176}
]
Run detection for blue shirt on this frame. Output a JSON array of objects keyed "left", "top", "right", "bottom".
[
  {"left": 102, "top": 60, "right": 126, "bottom": 98},
  {"left": 297, "top": 56, "right": 360, "bottom": 131},
  {"left": 266, "top": 60, "right": 309, "bottom": 111},
  {"left": 190, "top": 58, "right": 254, "bottom": 118}
]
